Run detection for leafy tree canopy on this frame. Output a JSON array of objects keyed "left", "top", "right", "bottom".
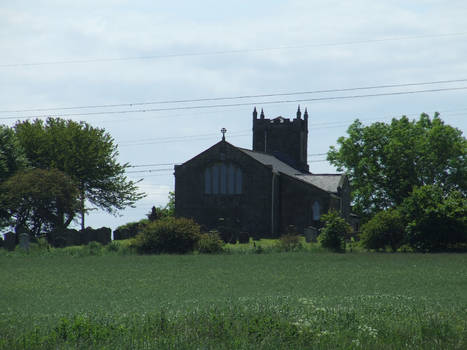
[
  {"left": 14, "top": 118, "right": 145, "bottom": 228},
  {"left": 327, "top": 113, "right": 466, "bottom": 218},
  {"left": 0, "top": 125, "right": 27, "bottom": 183},
  {"left": 401, "top": 185, "right": 466, "bottom": 252},
  {"left": 0, "top": 168, "right": 80, "bottom": 237}
]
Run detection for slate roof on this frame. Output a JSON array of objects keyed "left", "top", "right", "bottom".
[
  {"left": 238, "top": 148, "right": 344, "bottom": 194},
  {"left": 295, "top": 174, "right": 343, "bottom": 193},
  {"left": 238, "top": 148, "right": 302, "bottom": 177}
]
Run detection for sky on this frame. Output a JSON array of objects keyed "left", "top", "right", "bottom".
[{"left": 1, "top": 0, "right": 466, "bottom": 231}]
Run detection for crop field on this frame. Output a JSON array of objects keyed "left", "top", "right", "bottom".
[{"left": 1, "top": 251, "right": 467, "bottom": 349}]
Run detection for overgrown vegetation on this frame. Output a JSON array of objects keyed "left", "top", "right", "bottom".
[
  {"left": 133, "top": 217, "right": 201, "bottom": 254},
  {"left": 360, "top": 208, "right": 405, "bottom": 252},
  {"left": 319, "top": 210, "right": 352, "bottom": 253},
  {"left": 360, "top": 185, "right": 467, "bottom": 252},
  {"left": 196, "top": 230, "right": 225, "bottom": 253}
]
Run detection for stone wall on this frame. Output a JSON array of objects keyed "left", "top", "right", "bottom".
[{"left": 175, "top": 140, "right": 274, "bottom": 237}]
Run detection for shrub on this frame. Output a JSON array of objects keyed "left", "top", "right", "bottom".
[
  {"left": 113, "top": 220, "right": 149, "bottom": 240},
  {"left": 197, "top": 230, "right": 224, "bottom": 254},
  {"left": 360, "top": 208, "right": 405, "bottom": 251},
  {"left": 87, "top": 241, "right": 103, "bottom": 255},
  {"left": 319, "top": 210, "right": 352, "bottom": 253},
  {"left": 134, "top": 217, "right": 201, "bottom": 254},
  {"left": 277, "top": 234, "right": 302, "bottom": 252},
  {"left": 401, "top": 186, "right": 467, "bottom": 252},
  {"left": 106, "top": 240, "right": 121, "bottom": 252},
  {"left": 217, "top": 218, "right": 238, "bottom": 243}
]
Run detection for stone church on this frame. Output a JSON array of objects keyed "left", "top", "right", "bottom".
[{"left": 174, "top": 107, "right": 350, "bottom": 237}]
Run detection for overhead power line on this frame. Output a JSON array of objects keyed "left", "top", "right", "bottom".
[
  {"left": 1, "top": 31, "right": 466, "bottom": 68},
  {"left": 2, "top": 85, "right": 466, "bottom": 121},
  {"left": 127, "top": 153, "right": 328, "bottom": 169},
  {"left": 2, "top": 78, "right": 466, "bottom": 114}
]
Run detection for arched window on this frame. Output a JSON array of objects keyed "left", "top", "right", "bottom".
[
  {"left": 312, "top": 201, "right": 321, "bottom": 221},
  {"left": 204, "top": 163, "right": 242, "bottom": 194}
]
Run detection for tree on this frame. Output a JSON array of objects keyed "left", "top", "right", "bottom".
[
  {"left": 0, "top": 125, "right": 29, "bottom": 227},
  {"left": 400, "top": 185, "right": 467, "bottom": 252},
  {"left": 360, "top": 208, "right": 405, "bottom": 251},
  {"left": 0, "top": 168, "right": 80, "bottom": 237},
  {"left": 0, "top": 125, "right": 27, "bottom": 183},
  {"left": 14, "top": 118, "right": 145, "bottom": 230},
  {"left": 146, "top": 192, "right": 175, "bottom": 221},
  {"left": 327, "top": 113, "right": 467, "bottom": 218}
]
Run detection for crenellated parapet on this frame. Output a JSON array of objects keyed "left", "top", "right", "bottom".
[{"left": 252, "top": 106, "right": 309, "bottom": 173}]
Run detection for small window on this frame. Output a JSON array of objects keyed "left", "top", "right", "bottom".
[
  {"left": 312, "top": 201, "right": 321, "bottom": 221},
  {"left": 204, "top": 162, "right": 242, "bottom": 195}
]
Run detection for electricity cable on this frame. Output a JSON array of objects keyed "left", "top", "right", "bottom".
[
  {"left": 2, "top": 86, "right": 467, "bottom": 120},
  {"left": 1, "top": 78, "right": 466, "bottom": 114},
  {"left": 1, "top": 31, "right": 466, "bottom": 68}
]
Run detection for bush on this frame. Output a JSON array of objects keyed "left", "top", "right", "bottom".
[
  {"left": 87, "top": 241, "right": 103, "bottom": 255},
  {"left": 276, "top": 234, "right": 302, "bottom": 252},
  {"left": 319, "top": 210, "right": 352, "bottom": 253},
  {"left": 360, "top": 208, "right": 405, "bottom": 251},
  {"left": 113, "top": 220, "right": 149, "bottom": 240},
  {"left": 106, "top": 240, "right": 121, "bottom": 252},
  {"left": 401, "top": 186, "right": 467, "bottom": 252},
  {"left": 134, "top": 217, "right": 201, "bottom": 254},
  {"left": 197, "top": 230, "right": 224, "bottom": 254}
]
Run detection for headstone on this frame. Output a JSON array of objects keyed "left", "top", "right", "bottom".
[
  {"left": 19, "top": 232, "right": 30, "bottom": 252},
  {"left": 304, "top": 226, "right": 318, "bottom": 243},
  {"left": 4, "top": 232, "right": 16, "bottom": 251}
]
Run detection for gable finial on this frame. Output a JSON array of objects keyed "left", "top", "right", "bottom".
[
  {"left": 221, "top": 127, "right": 227, "bottom": 141},
  {"left": 253, "top": 107, "right": 258, "bottom": 119},
  {"left": 296, "top": 105, "right": 301, "bottom": 119},
  {"left": 260, "top": 108, "right": 265, "bottom": 119}
]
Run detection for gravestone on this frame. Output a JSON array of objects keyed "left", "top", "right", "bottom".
[
  {"left": 4, "top": 232, "right": 16, "bottom": 251},
  {"left": 19, "top": 232, "right": 30, "bottom": 252},
  {"left": 304, "top": 226, "right": 318, "bottom": 243}
]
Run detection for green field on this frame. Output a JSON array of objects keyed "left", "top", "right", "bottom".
[{"left": 1, "top": 251, "right": 467, "bottom": 349}]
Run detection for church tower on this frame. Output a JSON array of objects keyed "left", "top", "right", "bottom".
[{"left": 252, "top": 106, "right": 309, "bottom": 173}]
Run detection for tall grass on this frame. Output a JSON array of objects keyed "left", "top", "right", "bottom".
[{"left": 1, "top": 252, "right": 466, "bottom": 349}]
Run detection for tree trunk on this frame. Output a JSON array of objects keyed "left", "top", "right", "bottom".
[{"left": 80, "top": 188, "right": 85, "bottom": 231}]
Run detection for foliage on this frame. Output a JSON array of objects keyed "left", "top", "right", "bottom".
[
  {"left": 197, "top": 230, "right": 224, "bottom": 254},
  {"left": 0, "top": 125, "right": 28, "bottom": 184},
  {"left": 113, "top": 219, "right": 149, "bottom": 240},
  {"left": 400, "top": 185, "right": 467, "bottom": 252},
  {"left": 360, "top": 208, "right": 406, "bottom": 251},
  {"left": 0, "top": 125, "right": 29, "bottom": 228},
  {"left": 319, "top": 210, "right": 352, "bottom": 252},
  {"left": 14, "top": 118, "right": 145, "bottom": 229},
  {"left": 133, "top": 217, "right": 201, "bottom": 254},
  {"left": 105, "top": 240, "right": 121, "bottom": 252},
  {"left": 277, "top": 234, "right": 303, "bottom": 252},
  {"left": 87, "top": 241, "right": 103, "bottom": 256},
  {"left": 0, "top": 168, "right": 80, "bottom": 237},
  {"left": 327, "top": 113, "right": 467, "bottom": 218},
  {"left": 146, "top": 192, "right": 175, "bottom": 221}
]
